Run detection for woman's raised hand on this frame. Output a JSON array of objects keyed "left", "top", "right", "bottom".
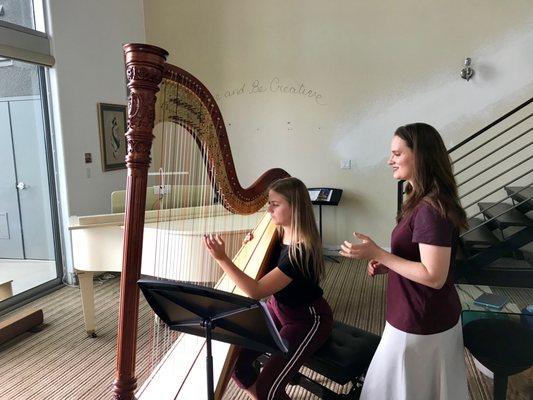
[
  {"left": 242, "top": 232, "right": 254, "bottom": 245},
  {"left": 204, "top": 234, "right": 228, "bottom": 261},
  {"left": 339, "top": 232, "right": 383, "bottom": 260},
  {"left": 367, "top": 259, "right": 388, "bottom": 277}
]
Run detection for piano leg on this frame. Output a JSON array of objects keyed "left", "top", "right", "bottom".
[{"left": 77, "top": 271, "right": 97, "bottom": 338}]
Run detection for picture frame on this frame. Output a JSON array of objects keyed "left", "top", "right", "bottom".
[{"left": 97, "top": 102, "right": 127, "bottom": 171}]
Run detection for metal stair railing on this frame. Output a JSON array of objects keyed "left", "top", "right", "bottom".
[
  {"left": 460, "top": 195, "right": 533, "bottom": 237},
  {"left": 457, "top": 154, "right": 532, "bottom": 196},
  {"left": 463, "top": 181, "right": 532, "bottom": 214},
  {"left": 448, "top": 97, "right": 533, "bottom": 155},
  {"left": 454, "top": 127, "right": 533, "bottom": 177},
  {"left": 451, "top": 112, "right": 533, "bottom": 164},
  {"left": 451, "top": 98, "right": 532, "bottom": 210}
]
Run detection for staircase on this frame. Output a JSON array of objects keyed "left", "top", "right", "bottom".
[
  {"left": 460, "top": 190, "right": 533, "bottom": 287},
  {"left": 398, "top": 97, "right": 533, "bottom": 287}
]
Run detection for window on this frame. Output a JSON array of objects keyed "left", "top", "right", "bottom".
[
  {"left": 0, "top": 0, "right": 53, "bottom": 67},
  {"left": 0, "top": 0, "right": 45, "bottom": 32}
]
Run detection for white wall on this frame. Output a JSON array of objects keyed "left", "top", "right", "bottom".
[
  {"left": 46, "top": 0, "right": 145, "bottom": 275},
  {"left": 47, "top": 0, "right": 145, "bottom": 216},
  {"left": 144, "top": 0, "right": 533, "bottom": 247}
]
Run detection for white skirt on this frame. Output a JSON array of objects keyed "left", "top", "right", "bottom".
[{"left": 360, "top": 319, "right": 469, "bottom": 400}]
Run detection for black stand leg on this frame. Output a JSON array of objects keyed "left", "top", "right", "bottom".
[
  {"left": 325, "top": 254, "right": 340, "bottom": 263},
  {"left": 493, "top": 373, "right": 508, "bottom": 400},
  {"left": 204, "top": 319, "right": 215, "bottom": 400},
  {"left": 318, "top": 205, "right": 340, "bottom": 263},
  {"left": 326, "top": 255, "right": 340, "bottom": 263},
  {"left": 319, "top": 205, "right": 323, "bottom": 239}
]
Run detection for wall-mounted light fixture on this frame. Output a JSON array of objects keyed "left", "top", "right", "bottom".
[{"left": 461, "top": 58, "right": 474, "bottom": 81}]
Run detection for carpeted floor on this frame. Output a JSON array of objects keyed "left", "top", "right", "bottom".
[{"left": 0, "top": 258, "right": 531, "bottom": 399}]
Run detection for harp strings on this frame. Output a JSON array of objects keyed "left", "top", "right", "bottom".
[{"left": 144, "top": 77, "right": 264, "bottom": 372}]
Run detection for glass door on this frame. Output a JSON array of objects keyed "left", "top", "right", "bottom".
[{"left": 0, "top": 58, "right": 61, "bottom": 305}]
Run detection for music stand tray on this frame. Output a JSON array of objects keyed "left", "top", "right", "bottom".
[{"left": 138, "top": 278, "right": 288, "bottom": 400}]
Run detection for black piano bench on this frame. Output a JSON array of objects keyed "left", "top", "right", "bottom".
[{"left": 292, "top": 321, "right": 380, "bottom": 400}]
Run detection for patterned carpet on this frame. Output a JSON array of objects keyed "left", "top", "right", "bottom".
[{"left": 0, "top": 258, "right": 531, "bottom": 399}]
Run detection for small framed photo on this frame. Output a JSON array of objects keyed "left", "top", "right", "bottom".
[{"left": 98, "top": 102, "right": 127, "bottom": 171}]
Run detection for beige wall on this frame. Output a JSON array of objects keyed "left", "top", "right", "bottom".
[
  {"left": 48, "top": 0, "right": 146, "bottom": 216},
  {"left": 144, "top": 0, "right": 533, "bottom": 246}
]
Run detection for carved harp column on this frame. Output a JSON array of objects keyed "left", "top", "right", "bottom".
[{"left": 112, "top": 44, "right": 168, "bottom": 400}]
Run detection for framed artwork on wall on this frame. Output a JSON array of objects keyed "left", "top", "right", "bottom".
[{"left": 97, "top": 102, "right": 127, "bottom": 171}]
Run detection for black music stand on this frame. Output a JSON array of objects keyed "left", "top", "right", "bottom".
[
  {"left": 308, "top": 188, "right": 343, "bottom": 263},
  {"left": 138, "top": 278, "right": 288, "bottom": 400}
]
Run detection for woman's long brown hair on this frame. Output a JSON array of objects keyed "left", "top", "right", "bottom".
[
  {"left": 395, "top": 123, "right": 467, "bottom": 230},
  {"left": 268, "top": 177, "right": 324, "bottom": 283}
]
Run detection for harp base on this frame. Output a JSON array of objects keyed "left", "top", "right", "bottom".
[{"left": 112, "top": 377, "right": 137, "bottom": 400}]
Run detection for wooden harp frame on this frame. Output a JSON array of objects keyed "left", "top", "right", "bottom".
[{"left": 112, "top": 43, "right": 289, "bottom": 399}]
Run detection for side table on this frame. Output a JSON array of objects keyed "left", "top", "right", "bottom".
[{"left": 457, "top": 284, "right": 533, "bottom": 400}]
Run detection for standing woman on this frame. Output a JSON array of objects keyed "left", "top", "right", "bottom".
[
  {"left": 340, "top": 123, "right": 469, "bottom": 400},
  {"left": 204, "top": 177, "right": 333, "bottom": 400}
]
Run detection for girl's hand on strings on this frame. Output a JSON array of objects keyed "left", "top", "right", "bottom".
[
  {"left": 243, "top": 232, "right": 254, "bottom": 245},
  {"left": 204, "top": 234, "right": 228, "bottom": 261},
  {"left": 339, "top": 232, "right": 383, "bottom": 260},
  {"left": 367, "top": 259, "right": 388, "bottom": 277}
]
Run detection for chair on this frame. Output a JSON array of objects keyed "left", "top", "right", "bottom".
[{"left": 260, "top": 321, "right": 380, "bottom": 400}]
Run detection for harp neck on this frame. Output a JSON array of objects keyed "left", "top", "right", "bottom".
[{"left": 159, "top": 63, "right": 288, "bottom": 213}]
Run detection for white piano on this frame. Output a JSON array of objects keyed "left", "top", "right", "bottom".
[{"left": 69, "top": 204, "right": 262, "bottom": 337}]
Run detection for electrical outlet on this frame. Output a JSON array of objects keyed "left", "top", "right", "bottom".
[
  {"left": 340, "top": 160, "right": 351, "bottom": 169},
  {"left": 153, "top": 185, "right": 171, "bottom": 196}
]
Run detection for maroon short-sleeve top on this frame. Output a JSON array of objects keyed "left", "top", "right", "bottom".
[{"left": 386, "top": 200, "right": 462, "bottom": 335}]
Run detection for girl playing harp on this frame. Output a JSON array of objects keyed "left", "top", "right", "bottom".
[{"left": 204, "top": 177, "right": 333, "bottom": 400}]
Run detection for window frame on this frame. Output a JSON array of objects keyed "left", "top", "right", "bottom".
[{"left": 0, "top": 19, "right": 54, "bottom": 66}]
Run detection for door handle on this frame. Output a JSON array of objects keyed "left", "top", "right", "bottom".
[{"left": 16, "top": 182, "right": 27, "bottom": 190}]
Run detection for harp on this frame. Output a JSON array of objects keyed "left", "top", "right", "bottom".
[{"left": 112, "top": 43, "right": 289, "bottom": 400}]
